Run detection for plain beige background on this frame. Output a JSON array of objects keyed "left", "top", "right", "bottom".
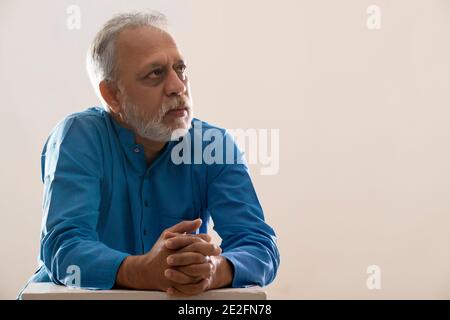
[{"left": 1, "top": 0, "right": 450, "bottom": 299}]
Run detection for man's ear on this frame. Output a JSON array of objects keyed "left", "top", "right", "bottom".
[{"left": 99, "top": 80, "right": 122, "bottom": 113}]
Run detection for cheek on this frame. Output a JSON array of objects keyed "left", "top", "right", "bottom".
[{"left": 136, "top": 90, "right": 164, "bottom": 112}]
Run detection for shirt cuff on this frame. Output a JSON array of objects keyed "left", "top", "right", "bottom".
[
  {"left": 221, "top": 251, "right": 262, "bottom": 288},
  {"left": 80, "top": 249, "right": 131, "bottom": 290}
]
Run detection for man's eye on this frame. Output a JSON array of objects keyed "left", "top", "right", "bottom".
[
  {"left": 147, "top": 69, "right": 164, "bottom": 79},
  {"left": 175, "top": 64, "right": 186, "bottom": 74}
]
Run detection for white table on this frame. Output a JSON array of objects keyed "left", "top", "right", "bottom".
[{"left": 21, "top": 283, "right": 267, "bottom": 300}]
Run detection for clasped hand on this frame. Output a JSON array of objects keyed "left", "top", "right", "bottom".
[{"left": 116, "top": 218, "right": 224, "bottom": 297}]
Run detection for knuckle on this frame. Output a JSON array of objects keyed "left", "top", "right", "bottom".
[
  {"left": 211, "top": 244, "right": 219, "bottom": 254},
  {"left": 162, "top": 230, "right": 170, "bottom": 238},
  {"left": 165, "top": 240, "right": 175, "bottom": 249}
]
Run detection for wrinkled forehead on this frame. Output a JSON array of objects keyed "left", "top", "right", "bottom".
[{"left": 115, "top": 26, "right": 183, "bottom": 74}]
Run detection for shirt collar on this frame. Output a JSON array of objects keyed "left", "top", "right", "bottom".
[
  {"left": 108, "top": 113, "right": 138, "bottom": 147},
  {"left": 107, "top": 110, "right": 184, "bottom": 154}
]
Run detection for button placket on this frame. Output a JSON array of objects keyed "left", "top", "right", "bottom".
[{"left": 141, "top": 179, "right": 150, "bottom": 245}]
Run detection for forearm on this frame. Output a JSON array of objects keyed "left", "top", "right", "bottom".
[{"left": 42, "top": 231, "right": 130, "bottom": 289}]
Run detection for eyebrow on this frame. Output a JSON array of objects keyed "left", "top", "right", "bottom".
[{"left": 139, "top": 59, "right": 186, "bottom": 75}]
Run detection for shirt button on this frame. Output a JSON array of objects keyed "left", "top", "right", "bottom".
[
  {"left": 143, "top": 229, "right": 147, "bottom": 236},
  {"left": 144, "top": 200, "right": 149, "bottom": 207},
  {"left": 133, "top": 147, "right": 140, "bottom": 153}
]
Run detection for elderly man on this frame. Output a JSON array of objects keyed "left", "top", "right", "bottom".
[{"left": 26, "top": 11, "right": 279, "bottom": 297}]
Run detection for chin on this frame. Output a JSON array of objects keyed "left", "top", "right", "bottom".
[
  {"left": 166, "top": 112, "right": 192, "bottom": 129},
  {"left": 166, "top": 116, "right": 192, "bottom": 140},
  {"left": 167, "top": 126, "right": 188, "bottom": 141}
]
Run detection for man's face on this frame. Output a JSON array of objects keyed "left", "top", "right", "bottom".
[{"left": 113, "top": 26, "right": 193, "bottom": 141}]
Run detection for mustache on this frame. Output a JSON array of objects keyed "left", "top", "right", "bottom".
[{"left": 162, "top": 95, "right": 192, "bottom": 113}]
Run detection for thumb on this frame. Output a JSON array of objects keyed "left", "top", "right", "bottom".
[{"left": 166, "top": 218, "right": 202, "bottom": 234}]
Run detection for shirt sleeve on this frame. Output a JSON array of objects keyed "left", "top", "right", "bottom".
[
  {"left": 206, "top": 131, "right": 280, "bottom": 288},
  {"left": 40, "top": 115, "right": 130, "bottom": 289}
]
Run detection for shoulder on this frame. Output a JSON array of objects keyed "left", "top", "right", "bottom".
[
  {"left": 53, "top": 107, "right": 108, "bottom": 134},
  {"left": 46, "top": 107, "right": 109, "bottom": 144},
  {"left": 42, "top": 107, "right": 111, "bottom": 159}
]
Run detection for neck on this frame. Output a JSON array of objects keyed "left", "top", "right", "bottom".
[
  {"left": 111, "top": 112, "right": 167, "bottom": 166},
  {"left": 135, "top": 135, "right": 167, "bottom": 165}
]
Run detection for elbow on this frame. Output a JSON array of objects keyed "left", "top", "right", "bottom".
[
  {"left": 263, "top": 244, "right": 280, "bottom": 286},
  {"left": 41, "top": 232, "right": 79, "bottom": 287}
]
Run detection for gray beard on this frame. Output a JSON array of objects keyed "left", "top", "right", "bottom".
[{"left": 122, "top": 98, "right": 193, "bottom": 142}]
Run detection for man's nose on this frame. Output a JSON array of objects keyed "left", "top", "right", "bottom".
[{"left": 164, "top": 69, "right": 186, "bottom": 96}]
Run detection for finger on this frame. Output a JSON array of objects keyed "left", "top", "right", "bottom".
[
  {"left": 172, "top": 233, "right": 211, "bottom": 242},
  {"left": 198, "top": 233, "right": 212, "bottom": 243},
  {"left": 164, "top": 268, "right": 203, "bottom": 285},
  {"left": 177, "top": 242, "right": 222, "bottom": 256},
  {"left": 165, "top": 234, "right": 212, "bottom": 250},
  {"left": 167, "top": 252, "right": 207, "bottom": 266},
  {"left": 166, "top": 218, "right": 202, "bottom": 234},
  {"left": 168, "top": 279, "right": 210, "bottom": 296},
  {"left": 162, "top": 231, "right": 179, "bottom": 240},
  {"left": 166, "top": 286, "right": 192, "bottom": 297},
  {"left": 177, "top": 263, "right": 213, "bottom": 278}
]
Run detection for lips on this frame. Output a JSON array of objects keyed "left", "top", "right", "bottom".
[
  {"left": 166, "top": 106, "right": 188, "bottom": 117},
  {"left": 168, "top": 106, "right": 187, "bottom": 113}
]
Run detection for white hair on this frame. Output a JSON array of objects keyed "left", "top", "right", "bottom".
[{"left": 86, "top": 10, "right": 168, "bottom": 109}]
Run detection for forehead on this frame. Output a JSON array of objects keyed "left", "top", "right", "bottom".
[{"left": 115, "top": 26, "right": 183, "bottom": 71}]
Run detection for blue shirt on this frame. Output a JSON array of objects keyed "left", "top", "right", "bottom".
[{"left": 28, "top": 107, "right": 280, "bottom": 289}]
